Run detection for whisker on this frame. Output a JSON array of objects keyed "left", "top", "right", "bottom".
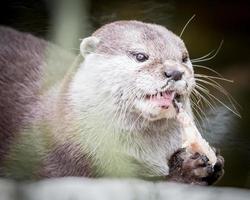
[
  {"left": 193, "top": 64, "right": 224, "bottom": 78},
  {"left": 193, "top": 86, "right": 216, "bottom": 111},
  {"left": 128, "top": 106, "right": 144, "bottom": 134},
  {"left": 119, "top": 89, "right": 138, "bottom": 129},
  {"left": 195, "top": 83, "right": 241, "bottom": 117},
  {"left": 195, "top": 77, "right": 240, "bottom": 113},
  {"left": 191, "top": 89, "right": 203, "bottom": 106},
  {"left": 180, "top": 14, "right": 196, "bottom": 38},
  {"left": 191, "top": 50, "right": 215, "bottom": 62},
  {"left": 115, "top": 86, "right": 137, "bottom": 129},
  {"left": 192, "top": 89, "right": 215, "bottom": 113},
  {"left": 191, "top": 92, "right": 207, "bottom": 115},
  {"left": 195, "top": 74, "right": 234, "bottom": 83},
  {"left": 191, "top": 102, "right": 206, "bottom": 131},
  {"left": 190, "top": 95, "right": 209, "bottom": 129},
  {"left": 191, "top": 40, "right": 223, "bottom": 63}
]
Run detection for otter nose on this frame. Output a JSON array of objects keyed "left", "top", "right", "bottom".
[{"left": 164, "top": 70, "right": 184, "bottom": 81}]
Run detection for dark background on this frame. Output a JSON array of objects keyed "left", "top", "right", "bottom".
[{"left": 0, "top": 0, "right": 250, "bottom": 188}]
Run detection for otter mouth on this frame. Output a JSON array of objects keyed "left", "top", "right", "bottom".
[{"left": 145, "top": 90, "right": 181, "bottom": 109}]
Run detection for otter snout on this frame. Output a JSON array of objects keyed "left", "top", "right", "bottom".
[{"left": 164, "top": 70, "right": 184, "bottom": 81}]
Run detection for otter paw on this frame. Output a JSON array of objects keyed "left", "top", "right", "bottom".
[{"left": 167, "top": 148, "right": 224, "bottom": 185}]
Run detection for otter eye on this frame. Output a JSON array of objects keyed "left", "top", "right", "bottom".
[
  {"left": 182, "top": 54, "right": 189, "bottom": 63},
  {"left": 136, "top": 53, "right": 148, "bottom": 62},
  {"left": 129, "top": 51, "right": 149, "bottom": 62},
  {"left": 130, "top": 52, "right": 148, "bottom": 62}
]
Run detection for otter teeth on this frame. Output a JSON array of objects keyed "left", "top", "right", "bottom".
[
  {"left": 145, "top": 91, "right": 176, "bottom": 101},
  {"left": 146, "top": 91, "right": 175, "bottom": 100}
]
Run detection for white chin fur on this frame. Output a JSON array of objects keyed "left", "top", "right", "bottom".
[
  {"left": 133, "top": 79, "right": 192, "bottom": 121},
  {"left": 134, "top": 99, "right": 177, "bottom": 121}
]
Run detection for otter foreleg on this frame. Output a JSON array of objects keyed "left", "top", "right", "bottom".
[{"left": 167, "top": 102, "right": 224, "bottom": 185}]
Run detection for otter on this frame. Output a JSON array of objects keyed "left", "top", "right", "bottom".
[{"left": 0, "top": 21, "right": 224, "bottom": 185}]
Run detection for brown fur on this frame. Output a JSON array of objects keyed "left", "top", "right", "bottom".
[
  {"left": 39, "top": 142, "right": 93, "bottom": 178},
  {"left": 0, "top": 27, "right": 90, "bottom": 178},
  {"left": 93, "top": 20, "right": 187, "bottom": 59},
  {"left": 0, "top": 27, "right": 45, "bottom": 172}
]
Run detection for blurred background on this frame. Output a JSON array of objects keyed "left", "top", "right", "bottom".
[{"left": 0, "top": 0, "right": 249, "bottom": 188}]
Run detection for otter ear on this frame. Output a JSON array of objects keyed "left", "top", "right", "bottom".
[{"left": 80, "top": 36, "right": 100, "bottom": 57}]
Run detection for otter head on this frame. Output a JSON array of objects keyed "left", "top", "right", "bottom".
[{"left": 79, "top": 21, "right": 195, "bottom": 121}]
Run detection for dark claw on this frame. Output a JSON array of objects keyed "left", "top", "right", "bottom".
[
  {"left": 190, "top": 152, "right": 200, "bottom": 160},
  {"left": 200, "top": 155, "right": 209, "bottom": 163},
  {"left": 214, "top": 157, "right": 224, "bottom": 172}
]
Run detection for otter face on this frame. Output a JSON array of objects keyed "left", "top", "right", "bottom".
[{"left": 80, "top": 21, "right": 195, "bottom": 121}]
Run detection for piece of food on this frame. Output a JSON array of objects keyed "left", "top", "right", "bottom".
[{"left": 175, "top": 101, "right": 217, "bottom": 165}]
